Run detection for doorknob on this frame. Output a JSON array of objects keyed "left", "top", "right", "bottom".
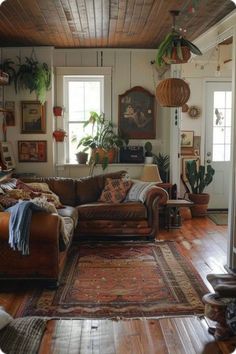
[
  {"left": 207, "top": 159, "right": 211, "bottom": 163},
  {"left": 207, "top": 152, "right": 211, "bottom": 156}
]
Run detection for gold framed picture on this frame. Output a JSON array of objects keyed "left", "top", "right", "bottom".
[
  {"left": 21, "top": 101, "right": 46, "bottom": 134},
  {"left": 18, "top": 140, "right": 47, "bottom": 162}
]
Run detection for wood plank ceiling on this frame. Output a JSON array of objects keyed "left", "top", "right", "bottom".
[{"left": 0, "top": 0, "right": 234, "bottom": 49}]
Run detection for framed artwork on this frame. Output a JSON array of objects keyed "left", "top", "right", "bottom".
[
  {"left": 21, "top": 101, "right": 46, "bottom": 134},
  {"left": 118, "top": 86, "right": 155, "bottom": 139},
  {"left": 181, "top": 130, "right": 194, "bottom": 147},
  {"left": 18, "top": 141, "right": 47, "bottom": 162},
  {"left": 181, "top": 146, "right": 194, "bottom": 156},
  {"left": 0, "top": 142, "right": 16, "bottom": 169},
  {"left": 182, "top": 156, "right": 200, "bottom": 182}
]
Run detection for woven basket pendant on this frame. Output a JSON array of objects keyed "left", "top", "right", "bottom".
[{"left": 156, "top": 78, "right": 190, "bottom": 107}]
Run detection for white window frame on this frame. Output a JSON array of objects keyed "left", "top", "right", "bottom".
[{"left": 55, "top": 67, "right": 112, "bottom": 164}]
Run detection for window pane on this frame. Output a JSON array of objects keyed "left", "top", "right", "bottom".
[
  {"left": 225, "top": 127, "right": 231, "bottom": 144},
  {"left": 68, "top": 123, "right": 93, "bottom": 163},
  {"left": 226, "top": 92, "right": 232, "bottom": 108},
  {"left": 225, "top": 144, "right": 231, "bottom": 161},
  {"left": 213, "top": 144, "right": 224, "bottom": 161},
  {"left": 214, "top": 108, "right": 224, "bottom": 126},
  {"left": 214, "top": 91, "right": 226, "bottom": 108},
  {"left": 213, "top": 127, "right": 224, "bottom": 144},
  {"left": 69, "top": 82, "right": 85, "bottom": 121},
  {"left": 225, "top": 109, "right": 232, "bottom": 126},
  {"left": 84, "top": 82, "right": 101, "bottom": 112}
]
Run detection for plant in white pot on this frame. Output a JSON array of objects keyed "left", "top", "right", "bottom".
[
  {"left": 144, "top": 141, "right": 154, "bottom": 164},
  {"left": 185, "top": 160, "right": 215, "bottom": 217}
]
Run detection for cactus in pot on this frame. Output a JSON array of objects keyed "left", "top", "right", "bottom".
[
  {"left": 144, "top": 141, "right": 153, "bottom": 164},
  {"left": 185, "top": 160, "right": 215, "bottom": 216}
]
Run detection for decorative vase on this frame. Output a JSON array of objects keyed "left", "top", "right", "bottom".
[
  {"left": 53, "top": 130, "right": 67, "bottom": 142},
  {"left": 76, "top": 151, "right": 88, "bottom": 164},
  {"left": 53, "top": 106, "right": 63, "bottom": 117},
  {"left": 188, "top": 193, "right": 210, "bottom": 217}
]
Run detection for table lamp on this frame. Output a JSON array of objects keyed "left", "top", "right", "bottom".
[{"left": 140, "top": 164, "right": 162, "bottom": 183}]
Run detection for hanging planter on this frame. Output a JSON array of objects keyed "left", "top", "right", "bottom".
[
  {"left": 156, "top": 10, "right": 202, "bottom": 67},
  {"left": 53, "top": 129, "right": 67, "bottom": 142},
  {"left": 156, "top": 78, "right": 190, "bottom": 107},
  {"left": 53, "top": 106, "right": 63, "bottom": 117}
]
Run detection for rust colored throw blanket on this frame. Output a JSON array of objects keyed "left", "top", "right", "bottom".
[{"left": 18, "top": 242, "right": 208, "bottom": 318}]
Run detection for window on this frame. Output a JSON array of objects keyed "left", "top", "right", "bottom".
[
  {"left": 213, "top": 91, "right": 232, "bottom": 162},
  {"left": 64, "top": 76, "right": 104, "bottom": 163},
  {"left": 55, "top": 66, "right": 111, "bottom": 164}
]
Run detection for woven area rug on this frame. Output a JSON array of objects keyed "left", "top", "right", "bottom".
[
  {"left": 208, "top": 212, "right": 228, "bottom": 225},
  {"left": 17, "top": 242, "right": 208, "bottom": 318}
]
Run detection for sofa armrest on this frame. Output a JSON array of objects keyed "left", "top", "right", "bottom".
[
  {"left": 144, "top": 186, "right": 169, "bottom": 230},
  {"left": 0, "top": 211, "right": 60, "bottom": 243}
]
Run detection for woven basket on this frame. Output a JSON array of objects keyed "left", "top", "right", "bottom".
[
  {"left": 163, "top": 46, "right": 191, "bottom": 65},
  {"left": 156, "top": 78, "right": 190, "bottom": 107}
]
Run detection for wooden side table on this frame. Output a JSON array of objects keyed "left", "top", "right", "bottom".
[{"left": 165, "top": 199, "right": 193, "bottom": 229}]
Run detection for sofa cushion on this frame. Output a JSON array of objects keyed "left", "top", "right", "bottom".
[
  {"left": 77, "top": 201, "right": 147, "bottom": 220},
  {"left": 0, "top": 194, "right": 18, "bottom": 208},
  {"left": 76, "top": 170, "right": 127, "bottom": 204},
  {"left": 98, "top": 177, "right": 133, "bottom": 203},
  {"left": 58, "top": 205, "right": 78, "bottom": 226}
]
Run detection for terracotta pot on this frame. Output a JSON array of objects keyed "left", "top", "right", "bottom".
[
  {"left": 188, "top": 193, "right": 210, "bottom": 217},
  {"left": 76, "top": 151, "right": 88, "bottom": 164},
  {"left": 163, "top": 46, "right": 191, "bottom": 65},
  {"left": 92, "top": 147, "right": 116, "bottom": 164},
  {"left": 53, "top": 130, "right": 67, "bottom": 142},
  {"left": 53, "top": 106, "right": 63, "bottom": 117}
]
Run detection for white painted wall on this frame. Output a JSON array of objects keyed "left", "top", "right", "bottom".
[{"left": 0, "top": 47, "right": 171, "bottom": 177}]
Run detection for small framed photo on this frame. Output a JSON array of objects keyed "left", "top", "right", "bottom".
[
  {"left": 18, "top": 141, "right": 47, "bottom": 162},
  {"left": 182, "top": 156, "right": 200, "bottom": 182},
  {"left": 21, "top": 101, "right": 46, "bottom": 134},
  {"left": 181, "top": 131, "right": 194, "bottom": 147},
  {"left": 0, "top": 142, "right": 16, "bottom": 169}
]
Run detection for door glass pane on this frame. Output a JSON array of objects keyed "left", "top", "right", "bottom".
[
  {"left": 213, "top": 144, "right": 224, "bottom": 161},
  {"left": 213, "top": 90, "right": 231, "bottom": 162},
  {"left": 213, "top": 127, "right": 224, "bottom": 144},
  {"left": 225, "top": 145, "right": 231, "bottom": 161},
  {"left": 226, "top": 92, "right": 232, "bottom": 108}
]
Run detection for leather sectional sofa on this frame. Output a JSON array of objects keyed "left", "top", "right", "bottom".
[{"left": 0, "top": 170, "right": 168, "bottom": 285}]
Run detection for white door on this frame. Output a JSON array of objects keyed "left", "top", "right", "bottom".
[{"left": 205, "top": 81, "right": 232, "bottom": 209}]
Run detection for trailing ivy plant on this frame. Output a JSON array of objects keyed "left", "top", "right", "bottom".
[{"left": 15, "top": 55, "right": 51, "bottom": 104}]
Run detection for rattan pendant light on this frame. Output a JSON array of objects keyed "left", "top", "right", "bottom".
[{"left": 156, "top": 78, "right": 190, "bottom": 107}]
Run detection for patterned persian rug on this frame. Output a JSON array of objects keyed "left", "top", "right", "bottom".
[{"left": 18, "top": 242, "right": 208, "bottom": 318}]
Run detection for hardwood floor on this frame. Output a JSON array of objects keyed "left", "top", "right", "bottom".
[{"left": 1, "top": 216, "right": 235, "bottom": 353}]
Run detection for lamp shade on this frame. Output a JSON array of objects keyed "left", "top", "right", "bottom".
[
  {"left": 156, "top": 78, "right": 190, "bottom": 107},
  {"left": 140, "top": 164, "right": 162, "bottom": 183}
]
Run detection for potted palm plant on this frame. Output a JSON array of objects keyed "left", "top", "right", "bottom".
[
  {"left": 76, "top": 111, "right": 129, "bottom": 170},
  {"left": 185, "top": 160, "right": 215, "bottom": 216}
]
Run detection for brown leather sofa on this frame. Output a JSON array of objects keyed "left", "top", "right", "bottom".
[{"left": 0, "top": 170, "right": 168, "bottom": 284}]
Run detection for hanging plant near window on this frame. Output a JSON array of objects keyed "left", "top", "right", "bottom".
[{"left": 15, "top": 53, "right": 51, "bottom": 104}]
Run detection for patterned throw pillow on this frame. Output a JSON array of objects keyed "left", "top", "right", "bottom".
[
  {"left": 0, "top": 178, "right": 17, "bottom": 192},
  {"left": 125, "top": 181, "right": 156, "bottom": 203},
  {"left": 98, "top": 178, "right": 133, "bottom": 203}
]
